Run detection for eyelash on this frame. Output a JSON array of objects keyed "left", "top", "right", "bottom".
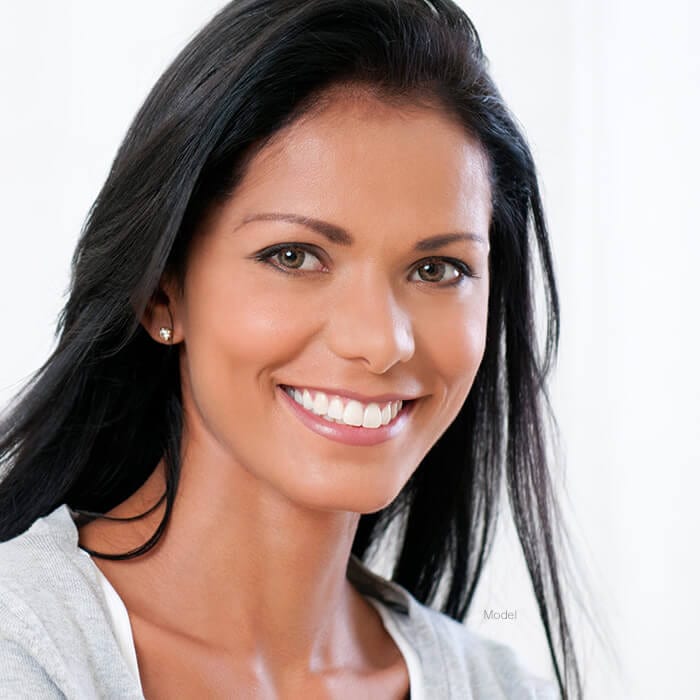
[{"left": 252, "top": 243, "right": 478, "bottom": 287}]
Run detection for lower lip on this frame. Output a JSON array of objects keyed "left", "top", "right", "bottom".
[{"left": 277, "top": 385, "right": 417, "bottom": 447}]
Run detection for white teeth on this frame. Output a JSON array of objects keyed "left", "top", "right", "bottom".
[
  {"left": 342, "top": 400, "right": 365, "bottom": 427},
  {"left": 327, "top": 397, "right": 344, "bottom": 420},
  {"left": 302, "top": 389, "right": 314, "bottom": 411},
  {"left": 362, "top": 404, "right": 382, "bottom": 428},
  {"left": 284, "top": 386, "right": 405, "bottom": 430},
  {"left": 312, "top": 392, "right": 329, "bottom": 415},
  {"left": 381, "top": 404, "right": 392, "bottom": 425}
]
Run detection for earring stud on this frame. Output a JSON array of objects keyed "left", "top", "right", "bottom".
[{"left": 159, "top": 327, "right": 173, "bottom": 343}]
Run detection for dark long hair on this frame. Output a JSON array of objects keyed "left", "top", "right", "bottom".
[{"left": 0, "top": 0, "right": 581, "bottom": 696}]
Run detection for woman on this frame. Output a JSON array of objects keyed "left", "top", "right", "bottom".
[{"left": 0, "top": 0, "right": 582, "bottom": 698}]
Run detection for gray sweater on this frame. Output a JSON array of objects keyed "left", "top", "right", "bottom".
[{"left": 0, "top": 504, "right": 559, "bottom": 699}]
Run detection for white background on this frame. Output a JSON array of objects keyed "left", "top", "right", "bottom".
[{"left": 1, "top": 2, "right": 698, "bottom": 698}]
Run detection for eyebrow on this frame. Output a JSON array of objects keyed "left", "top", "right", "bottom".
[{"left": 236, "top": 212, "right": 487, "bottom": 251}]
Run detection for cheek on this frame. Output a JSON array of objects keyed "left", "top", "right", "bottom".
[
  {"left": 419, "top": 292, "right": 489, "bottom": 408},
  {"left": 431, "top": 316, "right": 487, "bottom": 381},
  {"left": 176, "top": 273, "right": 328, "bottom": 462},
  {"left": 184, "top": 272, "right": 319, "bottom": 367}
]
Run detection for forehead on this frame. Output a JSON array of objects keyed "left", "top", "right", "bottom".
[{"left": 226, "top": 91, "right": 493, "bottom": 234}]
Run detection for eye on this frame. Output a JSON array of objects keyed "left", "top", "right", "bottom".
[
  {"left": 253, "top": 244, "right": 326, "bottom": 273},
  {"left": 409, "top": 258, "right": 475, "bottom": 287},
  {"left": 252, "top": 244, "right": 476, "bottom": 287}
]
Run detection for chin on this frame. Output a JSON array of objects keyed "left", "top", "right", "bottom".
[{"left": 284, "top": 478, "right": 404, "bottom": 515}]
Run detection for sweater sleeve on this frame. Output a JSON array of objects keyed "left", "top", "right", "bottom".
[{"left": 0, "top": 638, "right": 65, "bottom": 699}]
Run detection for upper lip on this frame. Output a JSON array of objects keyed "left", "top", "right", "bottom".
[{"left": 279, "top": 384, "right": 421, "bottom": 404}]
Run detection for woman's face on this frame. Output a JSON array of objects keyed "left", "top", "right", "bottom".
[{"left": 166, "top": 92, "right": 492, "bottom": 514}]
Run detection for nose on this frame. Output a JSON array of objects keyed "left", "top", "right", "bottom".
[{"left": 324, "top": 273, "right": 416, "bottom": 374}]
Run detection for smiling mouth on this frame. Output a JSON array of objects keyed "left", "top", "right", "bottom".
[{"left": 279, "top": 384, "right": 417, "bottom": 429}]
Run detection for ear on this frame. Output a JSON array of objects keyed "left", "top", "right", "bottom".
[{"left": 140, "top": 278, "right": 184, "bottom": 345}]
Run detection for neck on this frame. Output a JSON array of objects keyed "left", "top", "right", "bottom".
[{"left": 77, "top": 455, "right": 383, "bottom": 675}]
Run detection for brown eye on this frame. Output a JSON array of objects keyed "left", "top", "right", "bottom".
[
  {"left": 276, "top": 247, "right": 306, "bottom": 269},
  {"left": 418, "top": 261, "right": 451, "bottom": 283},
  {"left": 253, "top": 244, "right": 326, "bottom": 273},
  {"left": 410, "top": 258, "right": 472, "bottom": 287}
]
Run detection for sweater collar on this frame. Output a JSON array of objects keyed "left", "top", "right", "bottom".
[{"left": 346, "top": 553, "right": 411, "bottom": 615}]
